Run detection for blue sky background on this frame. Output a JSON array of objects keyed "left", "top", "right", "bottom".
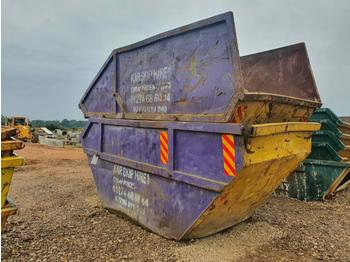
[{"left": 2, "top": 0, "right": 349, "bottom": 120}]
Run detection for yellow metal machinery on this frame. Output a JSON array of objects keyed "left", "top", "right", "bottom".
[
  {"left": 1, "top": 127, "right": 24, "bottom": 232},
  {"left": 5, "top": 116, "right": 32, "bottom": 142}
]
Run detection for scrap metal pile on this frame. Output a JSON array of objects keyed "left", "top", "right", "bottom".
[{"left": 1, "top": 127, "right": 24, "bottom": 231}]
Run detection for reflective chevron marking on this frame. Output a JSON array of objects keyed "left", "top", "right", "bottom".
[
  {"left": 222, "top": 134, "right": 236, "bottom": 176},
  {"left": 160, "top": 131, "right": 168, "bottom": 164}
]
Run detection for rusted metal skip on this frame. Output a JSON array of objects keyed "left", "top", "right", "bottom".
[
  {"left": 79, "top": 13, "right": 321, "bottom": 124},
  {"left": 234, "top": 43, "right": 321, "bottom": 125},
  {"left": 81, "top": 119, "right": 319, "bottom": 239},
  {"left": 79, "top": 12, "right": 322, "bottom": 239}
]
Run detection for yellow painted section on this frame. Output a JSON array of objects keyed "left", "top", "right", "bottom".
[
  {"left": 1, "top": 199, "right": 17, "bottom": 232},
  {"left": 232, "top": 100, "right": 316, "bottom": 125},
  {"left": 1, "top": 155, "right": 24, "bottom": 168},
  {"left": 250, "top": 122, "right": 320, "bottom": 136},
  {"left": 14, "top": 125, "right": 31, "bottom": 141},
  {"left": 1, "top": 140, "right": 24, "bottom": 152},
  {"left": 183, "top": 122, "right": 319, "bottom": 239},
  {"left": 1, "top": 156, "right": 24, "bottom": 208},
  {"left": 1, "top": 168, "right": 15, "bottom": 208},
  {"left": 244, "top": 131, "right": 317, "bottom": 166}
]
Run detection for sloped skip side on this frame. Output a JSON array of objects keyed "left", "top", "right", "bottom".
[
  {"left": 307, "top": 143, "right": 342, "bottom": 161},
  {"left": 310, "top": 108, "right": 343, "bottom": 126},
  {"left": 310, "top": 108, "right": 350, "bottom": 136},
  {"left": 183, "top": 122, "right": 319, "bottom": 239},
  {"left": 80, "top": 57, "right": 116, "bottom": 116},
  {"left": 240, "top": 43, "right": 320, "bottom": 103},
  {"left": 281, "top": 160, "right": 350, "bottom": 201},
  {"left": 311, "top": 131, "right": 345, "bottom": 152},
  {"left": 81, "top": 118, "right": 244, "bottom": 239},
  {"left": 231, "top": 43, "right": 321, "bottom": 125},
  {"left": 90, "top": 162, "right": 218, "bottom": 239},
  {"left": 82, "top": 120, "right": 318, "bottom": 239},
  {"left": 80, "top": 12, "right": 242, "bottom": 122},
  {"left": 318, "top": 119, "right": 342, "bottom": 138}
]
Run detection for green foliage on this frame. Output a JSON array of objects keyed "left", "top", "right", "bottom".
[
  {"left": 1, "top": 115, "right": 7, "bottom": 125},
  {"left": 30, "top": 119, "right": 87, "bottom": 130},
  {"left": 1, "top": 115, "right": 86, "bottom": 130}
]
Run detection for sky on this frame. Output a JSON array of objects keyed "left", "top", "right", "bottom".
[{"left": 2, "top": 0, "right": 350, "bottom": 120}]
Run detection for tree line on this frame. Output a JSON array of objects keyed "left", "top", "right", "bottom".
[{"left": 1, "top": 115, "right": 86, "bottom": 131}]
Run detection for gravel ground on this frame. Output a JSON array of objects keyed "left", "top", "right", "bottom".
[{"left": 2, "top": 143, "right": 349, "bottom": 261}]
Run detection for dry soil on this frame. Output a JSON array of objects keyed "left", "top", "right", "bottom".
[{"left": 2, "top": 144, "right": 349, "bottom": 261}]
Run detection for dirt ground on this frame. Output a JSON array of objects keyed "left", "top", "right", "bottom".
[{"left": 2, "top": 143, "right": 350, "bottom": 261}]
